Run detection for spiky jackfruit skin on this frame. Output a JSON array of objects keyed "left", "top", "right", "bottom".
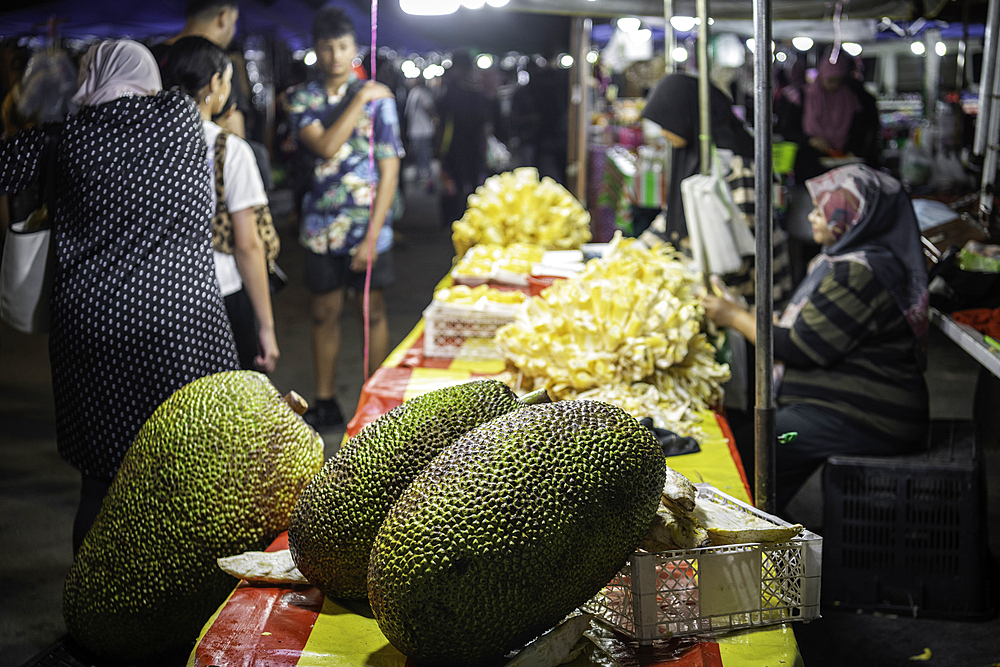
[
  {"left": 63, "top": 371, "right": 323, "bottom": 664},
  {"left": 368, "top": 400, "right": 665, "bottom": 667},
  {"left": 289, "top": 379, "right": 523, "bottom": 600}
]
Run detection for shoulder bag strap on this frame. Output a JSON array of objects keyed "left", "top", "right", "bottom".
[
  {"left": 211, "top": 129, "right": 236, "bottom": 254},
  {"left": 213, "top": 130, "right": 230, "bottom": 213}
]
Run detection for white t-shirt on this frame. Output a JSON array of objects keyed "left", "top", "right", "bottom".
[
  {"left": 404, "top": 86, "right": 436, "bottom": 140},
  {"left": 203, "top": 121, "right": 269, "bottom": 297}
]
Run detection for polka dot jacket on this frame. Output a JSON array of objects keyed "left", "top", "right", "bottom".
[{"left": 0, "top": 90, "right": 240, "bottom": 477}]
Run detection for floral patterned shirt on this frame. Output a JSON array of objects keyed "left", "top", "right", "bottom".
[{"left": 287, "top": 76, "right": 405, "bottom": 255}]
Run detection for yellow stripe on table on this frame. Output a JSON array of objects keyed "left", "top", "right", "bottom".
[
  {"left": 666, "top": 409, "right": 752, "bottom": 504},
  {"left": 297, "top": 598, "right": 403, "bottom": 667}
]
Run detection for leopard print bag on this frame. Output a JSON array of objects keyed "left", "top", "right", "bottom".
[{"left": 211, "top": 130, "right": 281, "bottom": 275}]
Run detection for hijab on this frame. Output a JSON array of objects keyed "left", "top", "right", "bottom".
[
  {"left": 779, "top": 165, "right": 929, "bottom": 345},
  {"left": 801, "top": 52, "right": 861, "bottom": 153},
  {"left": 641, "top": 73, "right": 754, "bottom": 241},
  {"left": 72, "top": 40, "right": 161, "bottom": 107}
]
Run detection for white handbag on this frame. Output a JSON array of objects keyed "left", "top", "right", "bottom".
[
  {"left": 0, "top": 126, "right": 60, "bottom": 334},
  {"left": 680, "top": 151, "right": 755, "bottom": 276},
  {"left": 1, "top": 219, "right": 54, "bottom": 334}
]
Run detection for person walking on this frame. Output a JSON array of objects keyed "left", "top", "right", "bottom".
[
  {"left": 150, "top": 0, "right": 247, "bottom": 138},
  {"left": 0, "top": 39, "right": 240, "bottom": 552},
  {"left": 404, "top": 76, "right": 437, "bottom": 187},
  {"left": 435, "top": 49, "right": 488, "bottom": 227}
]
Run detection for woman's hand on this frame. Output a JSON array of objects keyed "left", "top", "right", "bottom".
[
  {"left": 701, "top": 277, "right": 758, "bottom": 344},
  {"left": 703, "top": 293, "right": 741, "bottom": 328},
  {"left": 255, "top": 325, "right": 280, "bottom": 373}
]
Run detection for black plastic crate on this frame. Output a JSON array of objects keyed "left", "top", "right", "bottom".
[{"left": 821, "top": 420, "right": 993, "bottom": 619}]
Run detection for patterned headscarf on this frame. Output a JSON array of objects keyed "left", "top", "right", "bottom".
[
  {"left": 72, "top": 40, "right": 161, "bottom": 107},
  {"left": 781, "top": 165, "right": 929, "bottom": 345},
  {"left": 813, "top": 178, "right": 863, "bottom": 240}
]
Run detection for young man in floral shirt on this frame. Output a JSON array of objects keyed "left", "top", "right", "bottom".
[{"left": 286, "top": 6, "right": 404, "bottom": 430}]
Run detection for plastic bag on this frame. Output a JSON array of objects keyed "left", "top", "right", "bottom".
[{"left": 485, "top": 135, "right": 511, "bottom": 173}]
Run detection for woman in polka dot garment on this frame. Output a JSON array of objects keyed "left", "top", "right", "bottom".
[{"left": 0, "top": 39, "right": 240, "bottom": 552}]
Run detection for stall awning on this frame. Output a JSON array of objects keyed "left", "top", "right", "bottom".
[{"left": 507, "top": 0, "right": 941, "bottom": 20}]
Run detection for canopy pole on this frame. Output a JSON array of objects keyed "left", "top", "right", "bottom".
[
  {"left": 957, "top": 0, "right": 969, "bottom": 92},
  {"left": 568, "top": 17, "right": 591, "bottom": 205},
  {"left": 974, "top": 0, "right": 1000, "bottom": 157},
  {"left": 697, "top": 0, "right": 711, "bottom": 175},
  {"left": 664, "top": 0, "right": 676, "bottom": 74},
  {"left": 752, "top": 0, "right": 775, "bottom": 513}
]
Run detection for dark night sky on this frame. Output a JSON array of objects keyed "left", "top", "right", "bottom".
[{"left": 0, "top": 0, "right": 573, "bottom": 54}]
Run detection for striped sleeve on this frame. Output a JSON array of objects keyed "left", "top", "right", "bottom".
[{"left": 776, "top": 262, "right": 883, "bottom": 368}]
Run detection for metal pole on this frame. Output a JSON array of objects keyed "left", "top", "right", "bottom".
[
  {"left": 924, "top": 29, "right": 942, "bottom": 126},
  {"left": 662, "top": 0, "right": 675, "bottom": 223},
  {"left": 752, "top": 0, "right": 775, "bottom": 513},
  {"left": 697, "top": 0, "right": 711, "bottom": 175},
  {"left": 957, "top": 0, "right": 969, "bottom": 92},
  {"left": 974, "top": 0, "right": 1000, "bottom": 156},
  {"left": 664, "top": 0, "right": 676, "bottom": 74},
  {"left": 980, "top": 49, "right": 1000, "bottom": 228},
  {"left": 567, "top": 17, "right": 590, "bottom": 205}
]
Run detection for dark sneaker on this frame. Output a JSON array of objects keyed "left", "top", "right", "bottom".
[{"left": 303, "top": 399, "right": 345, "bottom": 431}]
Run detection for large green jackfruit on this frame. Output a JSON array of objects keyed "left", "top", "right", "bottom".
[
  {"left": 63, "top": 371, "right": 323, "bottom": 664},
  {"left": 368, "top": 400, "right": 665, "bottom": 667},
  {"left": 288, "top": 379, "right": 527, "bottom": 599}
]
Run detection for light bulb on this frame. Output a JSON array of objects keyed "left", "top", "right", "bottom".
[
  {"left": 791, "top": 36, "right": 813, "bottom": 51},
  {"left": 400, "top": 0, "right": 460, "bottom": 15},
  {"left": 669, "top": 16, "right": 697, "bottom": 32},
  {"left": 617, "top": 17, "right": 641, "bottom": 33}
]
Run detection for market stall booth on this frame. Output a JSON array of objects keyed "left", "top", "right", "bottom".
[{"left": 189, "top": 230, "right": 822, "bottom": 665}]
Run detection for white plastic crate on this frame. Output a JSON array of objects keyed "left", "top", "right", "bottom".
[
  {"left": 422, "top": 300, "right": 518, "bottom": 359},
  {"left": 584, "top": 484, "right": 822, "bottom": 643}
]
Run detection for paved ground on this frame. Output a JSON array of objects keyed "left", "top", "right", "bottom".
[{"left": 1, "top": 178, "right": 997, "bottom": 666}]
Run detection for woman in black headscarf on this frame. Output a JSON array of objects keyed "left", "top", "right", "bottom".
[{"left": 641, "top": 72, "right": 793, "bottom": 311}]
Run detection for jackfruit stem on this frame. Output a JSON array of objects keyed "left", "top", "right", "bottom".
[
  {"left": 518, "top": 389, "right": 552, "bottom": 405},
  {"left": 284, "top": 391, "right": 309, "bottom": 415}
]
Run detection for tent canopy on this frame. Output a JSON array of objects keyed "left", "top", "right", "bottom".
[
  {"left": 506, "top": 0, "right": 941, "bottom": 20},
  {"left": 0, "top": 0, "right": 573, "bottom": 53}
]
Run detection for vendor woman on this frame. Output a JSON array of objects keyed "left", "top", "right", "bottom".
[{"left": 703, "top": 165, "right": 930, "bottom": 510}]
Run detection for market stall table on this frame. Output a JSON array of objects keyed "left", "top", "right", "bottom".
[{"left": 189, "top": 321, "right": 806, "bottom": 667}]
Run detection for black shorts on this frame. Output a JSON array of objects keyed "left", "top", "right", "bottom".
[{"left": 304, "top": 249, "right": 394, "bottom": 294}]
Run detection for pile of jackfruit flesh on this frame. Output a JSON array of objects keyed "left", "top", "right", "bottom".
[
  {"left": 453, "top": 242, "right": 546, "bottom": 277},
  {"left": 494, "top": 234, "right": 731, "bottom": 437},
  {"left": 451, "top": 167, "right": 592, "bottom": 258}
]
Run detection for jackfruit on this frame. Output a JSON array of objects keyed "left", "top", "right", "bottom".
[
  {"left": 368, "top": 399, "right": 665, "bottom": 667},
  {"left": 63, "top": 371, "right": 323, "bottom": 664},
  {"left": 289, "top": 379, "right": 534, "bottom": 600}
]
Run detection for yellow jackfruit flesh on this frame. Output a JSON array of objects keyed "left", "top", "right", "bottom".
[{"left": 452, "top": 168, "right": 591, "bottom": 257}]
